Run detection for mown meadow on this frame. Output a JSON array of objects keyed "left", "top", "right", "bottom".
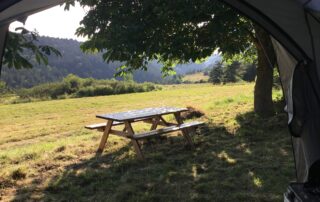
[{"left": 0, "top": 83, "right": 295, "bottom": 201}]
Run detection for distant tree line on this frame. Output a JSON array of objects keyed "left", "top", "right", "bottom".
[
  {"left": 1, "top": 36, "right": 214, "bottom": 89},
  {"left": 208, "top": 61, "right": 256, "bottom": 84}
]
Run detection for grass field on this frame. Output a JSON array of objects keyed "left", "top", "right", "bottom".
[
  {"left": 183, "top": 72, "right": 209, "bottom": 83},
  {"left": 0, "top": 83, "right": 295, "bottom": 201}
]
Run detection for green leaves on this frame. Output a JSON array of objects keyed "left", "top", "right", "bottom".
[
  {"left": 3, "top": 27, "right": 61, "bottom": 69},
  {"left": 75, "top": 0, "right": 255, "bottom": 76}
]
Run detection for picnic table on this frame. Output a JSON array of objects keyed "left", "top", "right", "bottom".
[{"left": 86, "top": 106, "right": 204, "bottom": 159}]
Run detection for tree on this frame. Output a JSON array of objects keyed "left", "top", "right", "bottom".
[
  {"left": 240, "top": 63, "right": 256, "bottom": 82},
  {"left": 1, "top": 27, "right": 61, "bottom": 75},
  {"left": 209, "top": 63, "right": 223, "bottom": 84},
  {"left": 222, "top": 61, "right": 240, "bottom": 83},
  {"left": 71, "top": 0, "right": 276, "bottom": 116},
  {"left": 0, "top": 80, "right": 7, "bottom": 93},
  {"left": 123, "top": 73, "right": 134, "bottom": 82}
]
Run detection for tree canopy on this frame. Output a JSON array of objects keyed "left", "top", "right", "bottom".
[
  {"left": 208, "top": 62, "right": 223, "bottom": 84},
  {"left": 70, "top": 0, "right": 255, "bottom": 75},
  {"left": 2, "top": 27, "right": 61, "bottom": 71}
]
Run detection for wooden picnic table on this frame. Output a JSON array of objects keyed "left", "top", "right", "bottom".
[{"left": 86, "top": 106, "right": 204, "bottom": 159}]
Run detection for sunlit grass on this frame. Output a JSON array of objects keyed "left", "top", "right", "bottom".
[
  {"left": 182, "top": 72, "right": 209, "bottom": 82},
  {"left": 0, "top": 83, "right": 294, "bottom": 201}
]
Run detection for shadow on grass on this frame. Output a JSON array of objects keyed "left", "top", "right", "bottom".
[{"left": 13, "top": 107, "right": 295, "bottom": 201}]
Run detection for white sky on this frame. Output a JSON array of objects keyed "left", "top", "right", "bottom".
[{"left": 9, "top": 3, "right": 87, "bottom": 41}]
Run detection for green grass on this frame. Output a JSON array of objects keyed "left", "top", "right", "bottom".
[
  {"left": 0, "top": 83, "right": 295, "bottom": 201},
  {"left": 183, "top": 72, "right": 209, "bottom": 82}
]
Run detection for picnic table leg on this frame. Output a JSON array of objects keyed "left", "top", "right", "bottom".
[
  {"left": 149, "top": 116, "right": 166, "bottom": 143},
  {"left": 160, "top": 116, "right": 170, "bottom": 126},
  {"left": 124, "top": 121, "right": 144, "bottom": 160},
  {"left": 97, "top": 120, "right": 113, "bottom": 153},
  {"left": 150, "top": 116, "right": 161, "bottom": 130},
  {"left": 174, "top": 112, "right": 195, "bottom": 149}
]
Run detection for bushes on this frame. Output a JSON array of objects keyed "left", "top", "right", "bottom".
[
  {"left": 0, "top": 81, "right": 9, "bottom": 94},
  {"left": 18, "top": 82, "right": 70, "bottom": 99},
  {"left": 17, "top": 74, "right": 159, "bottom": 101},
  {"left": 76, "top": 85, "right": 114, "bottom": 97}
]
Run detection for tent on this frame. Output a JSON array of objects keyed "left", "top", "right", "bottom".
[
  {"left": 0, "top": 0, "right": 319, "bottom": 185},
  {"left": 221, "top": 0, "right": 320, "bottom": 185}
]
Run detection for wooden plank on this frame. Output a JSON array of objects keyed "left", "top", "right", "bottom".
[
  {"left": 150, "top": 116, "right": 161, "bottom": 130},
  {"left": 132, "top": 121, "right": 204, "bottom": 140},
  {"left": 85, "top": 117, "right": 153, "bottom": 131},
  {"left": 174, "top": 112, "right": 194, "bottom": 148},
  {"left": 124, "top": 121, "right": 144, "bottom": 160},
  {"left": 97, "top": 120, "right": 113, "bottom": 153},
  {"left": 143, "top": 119, "right": 175, "bottom": 126},
  {"left": 85, "top": 121, "right": 122, "bottom": 130},
  {"left": 160, "top": 116, "right": 170, "bottom": 126},
  {"left": 109, "top": 130, "right": 128, "bottom": 137},
  {"left": 96, "top": 107, "right": 188, "bottom": 122}
]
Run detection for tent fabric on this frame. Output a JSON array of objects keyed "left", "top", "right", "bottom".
[
  {"left": 300, "top": 0, "right": 320, "bottom": 12},
  {"left": 0, "top": 0, "right": 67, "bottom": 26},
  {"left": 0, "top": 0, "right": 67, "bottom": 74},
  {"left": 0, "top": 0, "right": 21, "bottom": 12},
  {"left": 222, "top": 0, "right": 320, "bottom": 183},
  {"left": 291, "top": 62, "right": 320, "bottom": 183},
  {"left": 243, "top": 0, "right": 313, "bottom": 59},
  {"left": 222, "top": 0, "right": 309, "bottom": 62},
  {"left": 223, "top": 0, "right": 320, "bottom": 81},
  {"left": 271, "top": 38, "right": 297, "bottom": 123},
  {"left": 0, "top": 0, "right": 320, "bottom": 185},
  {"left": 271, "top": 37, "right": 320, "bottom": 183}
]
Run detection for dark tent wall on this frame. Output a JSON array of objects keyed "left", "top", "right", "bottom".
[
  {"left": 271, "top": 38, "right": 296, "bottom": 120},
  {"left": 272, "top": 38, "right": 320, "bottom": 183},
  {"left": 222, "top": 0, "right": 320, "bottom": 184},
  {"left": 0, "top": 0, "right": 21, "bottom": 12},
  {"left": 0, "top": 0, "right": 320, "bottom": 184},
  {"left": 298, "top": 0, "right": 320, "bottom": 15},
  {"left": 222, "top": 0, "right": 311, "bottom": 62}
]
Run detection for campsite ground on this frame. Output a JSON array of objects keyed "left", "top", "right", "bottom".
[{"left": 0, "top": 83, "right": 294, "bottom": 201}]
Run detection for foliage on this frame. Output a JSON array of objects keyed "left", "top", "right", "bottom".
[
  {"left": 273, "top": 67, "right": 282, "bottom": 89},
  {"left": 239, "top": 63, "right": 257, "bottom": 82},
  {"left": 0, "top": 80, "right": 7, "bottom": 93},
  {"left": 1, "top": 36, "right": 215, "bottom": 89},
  {"left": 209, "top": 63, "right": 223, "bottom": 84},
  {"left": 16, "top": 74, "right": 158, "bottom": 101},
  {"left": 3, "top": 27, "right": 61, "bottom": 70},
  {"left": 67, "top": 0, "right": 254, "bottom": 75},
  {"left": 222, "top": 61, "right": 241, "bottom": 83},
  {"left": 123, "top": 73, "right": 134, "bottom": 82},
  {"left": 209, "top": 61, "right": 256, "bottom": 84},
  {"left": 161, "top": 75, "right": 183, "bottom": 84},
  {"left": 70, "top": 0, "right": 277, "bottom": 116}
]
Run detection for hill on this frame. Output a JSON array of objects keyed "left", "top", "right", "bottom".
[{"left": 0, "top": 36, "right": 221, "bottom": 88}]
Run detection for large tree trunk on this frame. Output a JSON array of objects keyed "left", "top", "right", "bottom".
[{"left": 253, "top": 25, "right": 276, "bottom": 117}]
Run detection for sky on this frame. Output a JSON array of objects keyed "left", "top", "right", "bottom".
[{"left": 9, "top": 3, "right": 87, "bottom": 41}]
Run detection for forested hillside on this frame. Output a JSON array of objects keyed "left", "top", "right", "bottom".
[{"left": 0, "top": 36, "right": 220, "bottom": 88}]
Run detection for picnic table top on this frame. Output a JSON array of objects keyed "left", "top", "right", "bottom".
[{"left": 96, "top": 106, "right": 188, "bottom": 122}]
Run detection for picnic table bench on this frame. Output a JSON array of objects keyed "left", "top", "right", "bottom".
[{"left": 85, "top": 107, "right": 204, "bottom": 159}]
